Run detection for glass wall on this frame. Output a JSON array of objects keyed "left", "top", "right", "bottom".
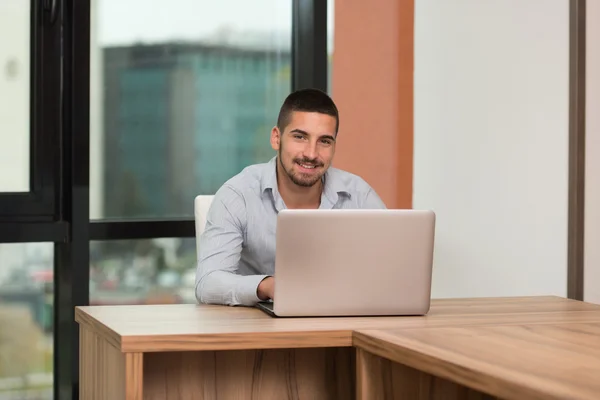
[
  {"left": 90, "top": 238, "right": 196, "bottom": 305},
  {"left": 88, "top": 1, "right": 293, "bottom": 306},
  {"left": 0, "top": 243, "right": 53, "bottom": 400},
  {"left": 0, "top": 1, "right": 30, "bottom": 193},
  {"left": 90, "top": 0, "right": 292, "bottom": 220},
  {"left": 0, "top": 1, "right": 327, "bottom": 397},
  {"left": 0, "top": 3, "right": 53, "bottom": 399}
]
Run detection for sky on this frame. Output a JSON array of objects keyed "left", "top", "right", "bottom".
[{"left": 96, "top": 0, "right": 334, "bottom": 47}]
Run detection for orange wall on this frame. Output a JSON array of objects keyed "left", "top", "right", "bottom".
[{"left": 332, "top": 0, "right": 414, "bottom": 209}]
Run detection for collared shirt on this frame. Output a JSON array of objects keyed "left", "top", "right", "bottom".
[{"left": 195, "top": 156, "right": 387, "bottom": 306}]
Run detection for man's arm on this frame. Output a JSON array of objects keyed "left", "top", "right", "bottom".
[{"left": 195, "top": 185, "right": 269, "bottom": 306}]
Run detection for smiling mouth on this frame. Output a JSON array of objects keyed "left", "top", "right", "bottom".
[
  {"left": 296, "top": 161, "right": 321, "bottom": 171},
  {"left": 299, "top": 163, "right": 316, "bottom": 169}
]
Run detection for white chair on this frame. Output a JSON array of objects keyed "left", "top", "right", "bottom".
[{"left": 194, "top": 195, "right": 214, "bottom": 261}]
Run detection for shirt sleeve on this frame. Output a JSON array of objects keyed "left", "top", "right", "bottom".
[
  {"left": 195, "top": 185, "right": 269, "bottom": 306},
  {"left": 362, "top": 187, "right": 388, "bottom": 209}
]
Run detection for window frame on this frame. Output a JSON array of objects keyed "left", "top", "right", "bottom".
[
  {"left": 59, "top": 1, "right": 330, "bottom": 399},
  {"left": 0, "top": 0, "right": 62, "bottom": 223}
]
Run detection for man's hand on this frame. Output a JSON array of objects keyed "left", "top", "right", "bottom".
[{"left": 257, "top": 276, "right": 274, "bottom": 301}]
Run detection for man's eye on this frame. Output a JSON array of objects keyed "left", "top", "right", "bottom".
[
  {"left": 321, "top": 139, "right": 332, "bottom": 145},
  {"left": 294, "top": 135, "right": 303, "bottom": 139}
]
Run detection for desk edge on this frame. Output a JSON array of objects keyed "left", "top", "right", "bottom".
[
  {"left": 352, "top": 329, "right": 576, "bottom": 400},
  {"left": 118, "top": 329, "right": 353, "bottom": 352},
  {"left": 75, "top": 307, "right": 123, "bottom": 351}
]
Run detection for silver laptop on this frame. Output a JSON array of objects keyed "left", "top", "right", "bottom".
[{"left": 256, "top": 209, "right": 436, "bottom": 317}]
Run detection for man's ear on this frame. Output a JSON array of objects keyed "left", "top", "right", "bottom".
[{"left": 270, "top": 126, "right": 281, "bottom": 151}]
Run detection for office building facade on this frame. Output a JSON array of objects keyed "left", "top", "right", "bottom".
[{"left": 102, "top": 43, "right": 291, "bottom": 219}]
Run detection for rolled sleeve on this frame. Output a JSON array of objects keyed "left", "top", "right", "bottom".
[{"left": 235, "top": 274, "right": 271, "bottom": 305}]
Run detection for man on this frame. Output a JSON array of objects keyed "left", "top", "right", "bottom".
[{"left": 195, "top": 88, "right": 386, "bottom": 306}]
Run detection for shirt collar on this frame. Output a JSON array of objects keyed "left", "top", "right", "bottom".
[{"left": 261, "top": 156, "right": 350, "bottom": 210}]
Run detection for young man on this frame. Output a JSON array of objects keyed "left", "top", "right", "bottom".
[{"left": 195, "top": 88, "right": 386, "bottom": 306}]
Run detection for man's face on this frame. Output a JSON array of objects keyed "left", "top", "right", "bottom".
[{"left": 270, "top": 111, "right": 337, "bottom": 187}]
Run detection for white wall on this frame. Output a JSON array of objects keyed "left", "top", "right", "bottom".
[
  {"left": 0, "top": 1, "right": 29, "bottom": 192},
  {"left": 585, "top": 2, "right": 600, "bottom": 304},
  {"left": 413, "top": 0, "right": 569, "bottom": 298}
]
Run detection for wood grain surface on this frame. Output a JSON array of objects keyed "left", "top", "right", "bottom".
[
  {"left": 79, "top": 326, "right": 143, "bottom": 400},
  {"left": 354, "top": 322, "right": 600, "bottom": 400},
  {"left": 76, "top": 296, "right": 600, "bottom": 399},
  {"left": 125, "top": 353, "right": 143, "bottom": 400},
  {"left": 356, "top": 348, "right": 495, "bottom": 400},
  {"left": 74, "top": 296, "right": 600, "bottom": 352},
  {"left": 143, "top": 347, "right": 354, "bottom": 400}
]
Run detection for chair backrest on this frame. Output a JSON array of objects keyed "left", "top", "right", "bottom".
[{"left": 194, "top": 195, "right": 214, "bottom": 261}]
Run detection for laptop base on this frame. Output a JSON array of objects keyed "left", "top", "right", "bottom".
[
  {"left": 256, "top": 301, "right": 278, "bottom": 317},
  {"left": 255, "top": 301, "right": 427, "bottom": 318}
]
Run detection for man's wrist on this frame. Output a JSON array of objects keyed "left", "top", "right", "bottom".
[{"left": 257, "top": 276, "right": 273, "bottom": 300}]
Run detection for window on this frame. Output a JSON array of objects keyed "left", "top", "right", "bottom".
[
  {"left": 0, "top": 1, "right": 328, "bottom": 398},
  {"left": 0, "top": 0, "right": 60, "bottom": 220},
  {"left": 0, "top": 2, "right": 62, "bottom": 399},
  {"left": 0, "top": 243, "right": 53, "bottom": 399},
  {"left": 90, "top": 238, "right": 196, "bottom": 305},
  {"left": 0, "top": 2, "right": 30, "bottom": 193},
  {"left": 90, "top": 0, "right": 293, "bottom": 219}
]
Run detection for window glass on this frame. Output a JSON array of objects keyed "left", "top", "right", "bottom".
[
  {"left": 90, "top": 0, "right": 292, "bottom": 219},
  {"left": 90, "top": 239, "right": 197, "bottom": 305},
  {"left": 0, "top": 1, "right": 30, "bottom": 192},
  {"left": 0, "top": 243, "right": 53, "bottom": 399}
]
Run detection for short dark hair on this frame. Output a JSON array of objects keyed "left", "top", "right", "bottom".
[{"left": 276, "top": 88, "right": 339, "bottom": 134}]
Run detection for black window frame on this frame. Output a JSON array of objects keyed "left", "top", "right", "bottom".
[
  {"left": 0, "top": 0, "right": 62, "bottom": 223},
  {"left": 61, "top": 0, "right": 328, "bottom": 399}
]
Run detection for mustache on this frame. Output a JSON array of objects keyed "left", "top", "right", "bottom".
[{"left": 294, "top": 157, "right": 324, "bottom": 167}]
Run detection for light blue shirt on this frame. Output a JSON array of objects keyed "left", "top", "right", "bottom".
[{"left": 195, "top": 156, "right": 387, "bottom": 306}]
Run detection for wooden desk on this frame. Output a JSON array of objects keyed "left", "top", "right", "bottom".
[
  {"left": 354, "top": 322, "right": 600, "bottom": 399},
  {"left": 75, "top": 296, "right": 600, "bottom": 400}
]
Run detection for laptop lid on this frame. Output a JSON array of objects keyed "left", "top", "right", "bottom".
[{"left": 270, "top": 209, "right": 435, "bottom": 317}]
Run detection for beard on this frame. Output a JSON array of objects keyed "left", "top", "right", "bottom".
[{"left": 278, "top": 148, "right": 324, "bottom": 187}]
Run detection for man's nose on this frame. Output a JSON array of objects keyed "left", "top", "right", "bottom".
[{"left": 303, "top": 142, "right": 318, "bottom": 160}]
